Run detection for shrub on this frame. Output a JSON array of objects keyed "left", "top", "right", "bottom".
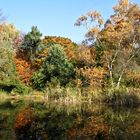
[
  {"left": 31, "top": 68, "right": 47, "bottom": 90},
  {"left": 12, "top": 84, "right": 32, "bottom": 94}
]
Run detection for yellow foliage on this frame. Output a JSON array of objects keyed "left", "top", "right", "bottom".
[
  {"left": 0, "top": 22, "right": 19, "bottom": 44},
  {"left": 75, "top": 66, "right": 107, "bottom": 88}
]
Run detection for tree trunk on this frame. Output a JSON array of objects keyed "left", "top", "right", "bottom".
[
  {"left": 108, "top": 63, "right": 114, "bottom": 89},
  {"left": 116, "top": 73, "right": 123, "bottom": 89}
]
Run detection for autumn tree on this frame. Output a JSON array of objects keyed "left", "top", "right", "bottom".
[
  {"left": 0, "top": 19, "right": 20, "bottom": 88},
  {"left": 75, "top": 0, "right": 140, "bottom": 89},
  {"left": 33, "top": 36, "right": 79, "bottom": 70},
  {"left": 100, "top": 0, "right": 140, "bottom": 89},
  {"left": 0, "top": 22, "right": 33, "bottom": 86},
  {"left": 0, "top": 22, "right": 19, "bottom": 46},
  {"left": 0, "top": 8, "right": 20, "bottom": 90},
  {"left": 42, "top": 36, "right": 79, "bottom": 62}
]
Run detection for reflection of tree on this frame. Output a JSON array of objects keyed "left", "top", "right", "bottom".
[
  {"left": 67, "top": 115, "right": 110, "bottom": 139},
  {"left": 14, "top": 106, "right": 48, "bottom": 140},
  {"left": 104, "top": 107, "right": 140, "bottom": 140},
  {"left": 128, "top": 115, "right": 140, "bottom": 137},
  {"left": 14, "top": 102, "right": 140, "bottom": 140}
]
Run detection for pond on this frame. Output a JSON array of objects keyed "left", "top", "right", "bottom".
[{"left": 0, "top": 99, "right": 140, "bottom": 140}]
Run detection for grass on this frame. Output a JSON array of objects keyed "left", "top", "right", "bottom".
[
  {"left": 0, "top": 90, "right": 10, "bottom": 103},
  {"left": 0, "top": 86, "right": 140, "bottom": 107}
]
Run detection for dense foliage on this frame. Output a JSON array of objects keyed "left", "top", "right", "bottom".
[
  {"left": 32, "top": 44, "right": 75, "bottom": 89},
  {"left": 22, "top": 26, "right": 42, "bottom": 61},
  {"left": 0, "top": 0, "right": 140, "bottom": 100},
  {"left": 33, "top": 36, "right": 79, "bottom": 69},
  {"left": 75, "top": 0, "right": 140, "bottom": 90},
  {"left": 0, "top": 41, "right": 17, "bottom": 88}
]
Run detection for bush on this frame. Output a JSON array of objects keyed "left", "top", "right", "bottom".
[
  {"left": 12, "top": 83, "right": 32, "bottom": 94},
  {"left": 31, "top": 68, "right": 47, "bottom": 90}
]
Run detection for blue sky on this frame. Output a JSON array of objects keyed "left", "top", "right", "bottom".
[{"left": 0, "top": 0, "right": 140, "bottom": 43}]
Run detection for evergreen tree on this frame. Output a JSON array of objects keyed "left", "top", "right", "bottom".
[
  {"left": 22, "top": 26, "right": 42, "bottom": 61},
  {"left": 32, "top": 44, "right": 75, "bottom": 89}
]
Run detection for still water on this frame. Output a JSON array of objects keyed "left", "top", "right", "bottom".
[{"left": 0, "top": 99, "right": 140, "bottom": 140}]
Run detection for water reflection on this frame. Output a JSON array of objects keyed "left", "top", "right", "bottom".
[{"left": 0, "top": 100, "right": 140, "bottom": 140}]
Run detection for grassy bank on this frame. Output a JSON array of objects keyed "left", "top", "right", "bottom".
[{"left": 0, "top": 86, "right": 140, "bottom": 107}]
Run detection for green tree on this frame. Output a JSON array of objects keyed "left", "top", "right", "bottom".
[
  {"left": 22, "top": 26, "right": 42, "bottom": 61},
  {"left": 32, "top": 44, "right": 75, "bottom": 89},
  {"left": 0, "top": 41, "right": 17, "bottom": 89}
]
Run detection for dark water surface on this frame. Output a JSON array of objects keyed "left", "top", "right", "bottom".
[{"left": 0, "top": 99, "right": 140, "bottom": 140}]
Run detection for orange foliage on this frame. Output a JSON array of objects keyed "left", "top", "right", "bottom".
[
  {"left": 33, "top": 36, "right": 79, "bottom": 69},
  {"left": 43, "top": 36, "right": 78, "bottom": 61},
  {"left": 16, "top": 58, "right": 33, "bottom": 85},
  {"left": 75, "top": 66, "right": 106, "bottom": 88},
  {"left": 76, "top": 46, "right": 96, "bottom": 67},
  {"left": 125, "top": 71, "right": 140, "bottom": 86},
  {"left": 33, "top": 49, "right": 48, "bottom": 69},
  {"left": 15, "top": 107, "right": 48, "bottom": 139}
]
